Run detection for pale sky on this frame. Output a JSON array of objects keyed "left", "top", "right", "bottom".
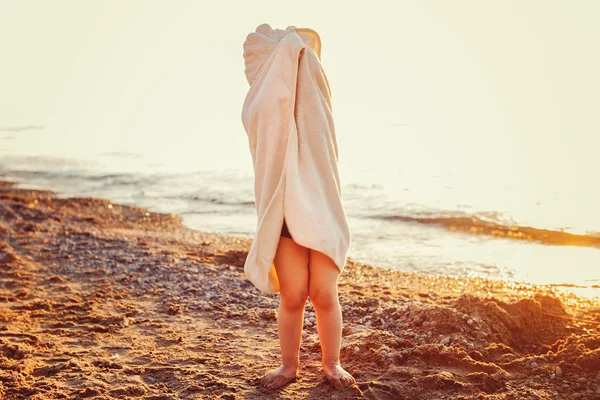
[{"left": 1, "top": 0, "right": 599, "bottom": 181}]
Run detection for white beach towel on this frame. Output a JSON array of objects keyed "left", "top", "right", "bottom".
[{"left": 241, "top": 23, "right": 351, "bottom": 293}]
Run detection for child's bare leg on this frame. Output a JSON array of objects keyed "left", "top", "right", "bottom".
[
  {"left": 308, "top": 249, "right": 355, "bottom": 389},
  {"left": 259, "top": 236, "right": 309, "bottom": 390}
]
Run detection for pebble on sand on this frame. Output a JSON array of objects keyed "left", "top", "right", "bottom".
[{"left": 555, "top": 366, "right": 563, "bottom": 377}]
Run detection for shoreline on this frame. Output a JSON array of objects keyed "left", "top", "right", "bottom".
[
  {"left": 1, "top": 179, "right": 599, "bottom": 399},
  {"left": 3, "top": 168, "right": 600, "bottom": 295}
]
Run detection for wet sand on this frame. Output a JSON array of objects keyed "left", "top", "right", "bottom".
[{"left": 0, "top": 179, "right": 599, "bottom": 400}]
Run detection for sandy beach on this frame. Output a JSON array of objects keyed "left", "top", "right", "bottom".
[{"left": 0, "top": 179, "right": 599, "bottom": 399}]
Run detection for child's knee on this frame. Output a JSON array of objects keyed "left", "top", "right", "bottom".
[
  {"left": 280, "top": 289, "right": 308, "bottom": 311},
  {"left": 308, "top": 285, "right": 338, "bottom": 310}
]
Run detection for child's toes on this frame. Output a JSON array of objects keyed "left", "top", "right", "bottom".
[
  {"left": 266, "top": 376, "right": 282, "bottom": 389},
  {"left": 261, "top": 375, "right": 273, "bottom": 388},
  {"left": 267, "top": 375, "right": 295, "bottom": 390},
  {"left": 341, "top": 375, "right": 355, "bottom": 387},
  {"left": 329, "top": 376, "right": 343, "bottom": 389}
]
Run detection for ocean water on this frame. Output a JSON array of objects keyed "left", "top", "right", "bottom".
[{"left": 1, "top": 127, "right": 599, "bottom": 298}]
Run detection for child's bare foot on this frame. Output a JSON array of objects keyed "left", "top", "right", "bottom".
[
  {"left": 323, "top": 362, "right": 356, "bottom": 389},
  {"left": 259, "top": 364, "right": 298, "bottom": 390}
]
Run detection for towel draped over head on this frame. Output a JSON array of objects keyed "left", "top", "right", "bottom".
[{"left": 241, "top": 23, "right": 351, "bottom": 294}]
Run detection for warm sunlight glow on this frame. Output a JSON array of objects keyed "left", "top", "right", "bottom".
[{"left": 1, "top": 0, "right": 598, "bottom": 297}]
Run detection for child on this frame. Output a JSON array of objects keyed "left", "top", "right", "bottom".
[{"left": 242, "top": 24, "right": 354, "bottom": 390}]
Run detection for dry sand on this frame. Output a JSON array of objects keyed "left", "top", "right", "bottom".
[{"left": 0, "top": 179, "right": 599, "bottom": 399}]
